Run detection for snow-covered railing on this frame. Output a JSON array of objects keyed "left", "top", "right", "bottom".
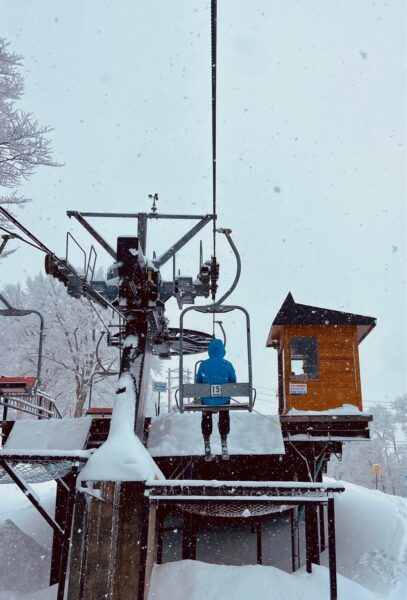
[
  {"left": 0, "top": 389, "right": 62, "bottom": 420},
  {"left": 145, "top": 479, "right": 345, "bottom": 503}
]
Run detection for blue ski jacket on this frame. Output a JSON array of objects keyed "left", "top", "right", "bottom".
[{"left": 195, "top": 338, "right": 237, "bottom": 405}]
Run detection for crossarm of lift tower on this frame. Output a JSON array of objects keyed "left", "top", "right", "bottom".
[{"left": 66, "top": 210, "right": 215, "bottom": 268}]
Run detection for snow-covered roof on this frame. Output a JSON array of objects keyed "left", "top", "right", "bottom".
[
  {"left": 4, "top": 417, "right": 92, "bottom": 452},
  {"left": 148, "top": 411, "right": 285, "bottom": 457},
  {"left": 268, "top": 292, "right": 376, "bottom": 344}
]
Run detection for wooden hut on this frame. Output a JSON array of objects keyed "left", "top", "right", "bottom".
[{"left": 266, "top": 293, "right": 376, "bottom": 414}]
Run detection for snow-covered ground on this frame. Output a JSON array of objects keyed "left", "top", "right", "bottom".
[
  {"left": 322, "top": 480, "right": 407, "bottom": 599},
  {"left": 0, "top": 587, "right": 57, "bottom": 600},
  {"left": 0, "top": 478, "right": 406, "bottom": 599},
  {"left": 0, "top": 482, "right": 56, "bottom": 597},
  {"left": 149, "top": 560, "right": 377, "bottom": 600}
]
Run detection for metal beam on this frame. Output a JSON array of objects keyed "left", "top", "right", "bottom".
[
  {"left": 67, "top": 211, "right": 210, "bottom": 220},
  {"left": 153, "top": 215, "right": 213, "bottom": 269},
  {"left": 0, "top": 458, "right": 63, "bottom": 537},
  {"left": 67, "top": 211, "right": 116, "bottom": 259},
  {"left": 137, "top": 213, "right": 148, "bottom": 255}
]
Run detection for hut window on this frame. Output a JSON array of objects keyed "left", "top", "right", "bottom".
[{"left": 290, "top": 336, "right": 319, "bottom": 379}]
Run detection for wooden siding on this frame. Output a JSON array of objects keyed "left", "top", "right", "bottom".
[{"left": 280, "top": 325, "right": 362, "bottom": 413}]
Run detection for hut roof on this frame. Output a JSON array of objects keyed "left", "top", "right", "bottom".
[{"left": 268, "top": 293, "right": 376, "bottom": 344}]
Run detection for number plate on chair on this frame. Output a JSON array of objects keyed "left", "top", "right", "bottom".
[{"left": 211, "top": 385, "right": 222, "bottom": 396}]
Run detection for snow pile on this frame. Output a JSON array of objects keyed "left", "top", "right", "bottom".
[
  {"left": 0, "top": 586, "right": 57, "bottom": 599},
  {"left": 148, "top": 560, "right": 378, "bottom": 600},
  {"left": 0, "top": 520, "right": 50, "bottom": 593},
  {"left": 322, "top": 480, "right": 407, "bottom": 599},
  {"left": 0, "top": 482, "right": 56, "bottom": 597},
  {"left": 4, "top": 417, "right": 92, "bottom": 451},
  {"left": 148, "top": 411, "right": 285, "bottom": 456},
  {"left": 287, "top": 404, "right": 370, "bottom": 416},
  {"left": 79, "top": 373, "right": 163, "bottom": 482}
]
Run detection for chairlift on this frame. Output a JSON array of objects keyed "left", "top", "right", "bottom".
[{"left": 177, "top": 304, "right": 255, "bottom": 412}]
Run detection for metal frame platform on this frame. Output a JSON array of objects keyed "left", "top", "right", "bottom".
[
  {"left": 145, "top": 479, "right": 344, "bottom": 600},
  {"left": 0, "top": 452, "right": 88, "bottom": 600}
]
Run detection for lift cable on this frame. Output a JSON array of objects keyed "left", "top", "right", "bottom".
[
  {"left": 211, "top": 0, "right": 217, "bottom": 259},
  {"left": 211, "top": 0, "right": 218, "bottom": 336},
  {"left": 0, "top": 206, "right": 121, "bottom": 318},
  {"left": 0, "top": 226, "right": 45, "bottom": 254}
]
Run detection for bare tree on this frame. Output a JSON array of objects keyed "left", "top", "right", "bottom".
[
  {"left": 0, "top": 37, "right": 59, "bottom": 230},
  {"left": 0, "top": 274, "right": 118, "bottom": 417},
  {"left": 328, "top": 403, "right": 407, "bottom": 496}
]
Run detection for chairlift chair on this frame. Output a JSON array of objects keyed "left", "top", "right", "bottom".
[{"left": 177, "top": 304, "right": 255, "bottom": 412}]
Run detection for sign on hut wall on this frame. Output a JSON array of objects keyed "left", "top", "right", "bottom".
[{"left": 289, "top": 382, "right": 308, "bottom": 396}]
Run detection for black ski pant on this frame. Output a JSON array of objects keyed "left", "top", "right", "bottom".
[{"left": 201, "top": 410, "right": 230, "bottom": 438}]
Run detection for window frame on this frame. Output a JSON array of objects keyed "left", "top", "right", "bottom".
[{"left": 289, "top": 335, "right": 319, "bottom": 381}]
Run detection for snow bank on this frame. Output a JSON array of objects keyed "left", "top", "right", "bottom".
[
  {"left": 0, "top": 482, "right": 56, "bottom": 596},
  {"left": 79, "top": 373, "right": 163, "bottom": 482},
  {"left": 0, "top": 482, "right": 55, "bottom": 549},
  {"left": 287, "top": 404, "right": 370, "bottom": 416},
  {"left": 322, "top": 479, "right": 407, "bottom": 599},
  {"left": 148, "top": 411, "right": 285, "bottom": 456},
  {"left": 0, "top": 585, "right": 57, "bottom": 599},
  {"left": 148, "top": 560, "right": 378, "bottom": 600},
  {"left": 4, "top": 417, "right": 92, "bottom": 451}
]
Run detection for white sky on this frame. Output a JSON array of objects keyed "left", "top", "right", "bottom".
[{"left": 0, "top": 0, "right": 406, "bottom": 409}]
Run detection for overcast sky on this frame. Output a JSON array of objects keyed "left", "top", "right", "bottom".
[{"left": 1, "top": 0, "right": 406, "bottom": 409}]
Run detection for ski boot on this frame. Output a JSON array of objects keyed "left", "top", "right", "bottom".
[
  {"left": 204, "top": 437, "right": 213, "bottom": 461},
  {"left": 221, "top": 435, "right": 229, "bottom": 460}
]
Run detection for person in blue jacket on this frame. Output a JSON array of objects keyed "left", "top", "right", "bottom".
[{"left": 195, "top": 338, "right": 236, "bottom": 453}]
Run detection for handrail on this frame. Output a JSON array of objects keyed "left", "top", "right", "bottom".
[{"left": 0, "top": 390, "right": 62, "bottom": 420}]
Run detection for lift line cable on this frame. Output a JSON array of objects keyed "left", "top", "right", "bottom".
[
  {"left": 0, "top": 226, "right": 45, "bottom": 254},
  {"left": 211, "top": 0, "right": 218, "bottom": 337},
  {"left": 211, "top": 0, "right": 217, "bottom": 262}
]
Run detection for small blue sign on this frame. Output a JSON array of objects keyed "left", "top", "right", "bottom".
[{"left": 153, "top": 381, "right": 167, "bottom": 393}]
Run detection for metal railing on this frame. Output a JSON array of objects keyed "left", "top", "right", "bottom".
[{"left": 0, "top": 389, "right": 62, "bottom": 420}]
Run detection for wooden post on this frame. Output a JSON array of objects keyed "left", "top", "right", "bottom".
[
  {"left": 182, "top": 512, "right": 196, "bottom": 560},
  {"left": 50, "top": 477, "right": 70, "bottom": 585},
  {"left": 311, "top": 505, "right": 320, "bottom": 565},
  {"left": 156, "top": 507, "right": 164, "bottom": 564},
  {"left": 328, "top": 498, "right": 338, "bottom": 600},
  {"left": 256, "top": 521, "right": 262, "bottom": 565},
  {"left": 319, "top": 504, "right": 326, "bottom": 552},
  {"left": 305, "top": 502, "right": 320, "bottom": 569},
  {"left": 144, "top": 503, "right": 157, "bottom": 600},
  {"left": 67, "top": 481, "right": 155, "bottom": 600},
  {"left": 56, "top": 467, "right": 79, "bottom": 600},
  {"left": 290, "top": 508, "right": 300, "bottom": 572},
  {"left": 2, "top": 397, "right": 8, "bottom": 420},
  {"left": 305, "top": 504, "right": 312, "bottom": 573}
]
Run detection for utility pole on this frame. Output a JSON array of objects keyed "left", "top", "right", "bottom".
[
  {"left": 166, "top": 367, "right": 180, "bottom": 413},
  {"left": 167, "top": 369, "right": 171, "bottom": 413}
]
